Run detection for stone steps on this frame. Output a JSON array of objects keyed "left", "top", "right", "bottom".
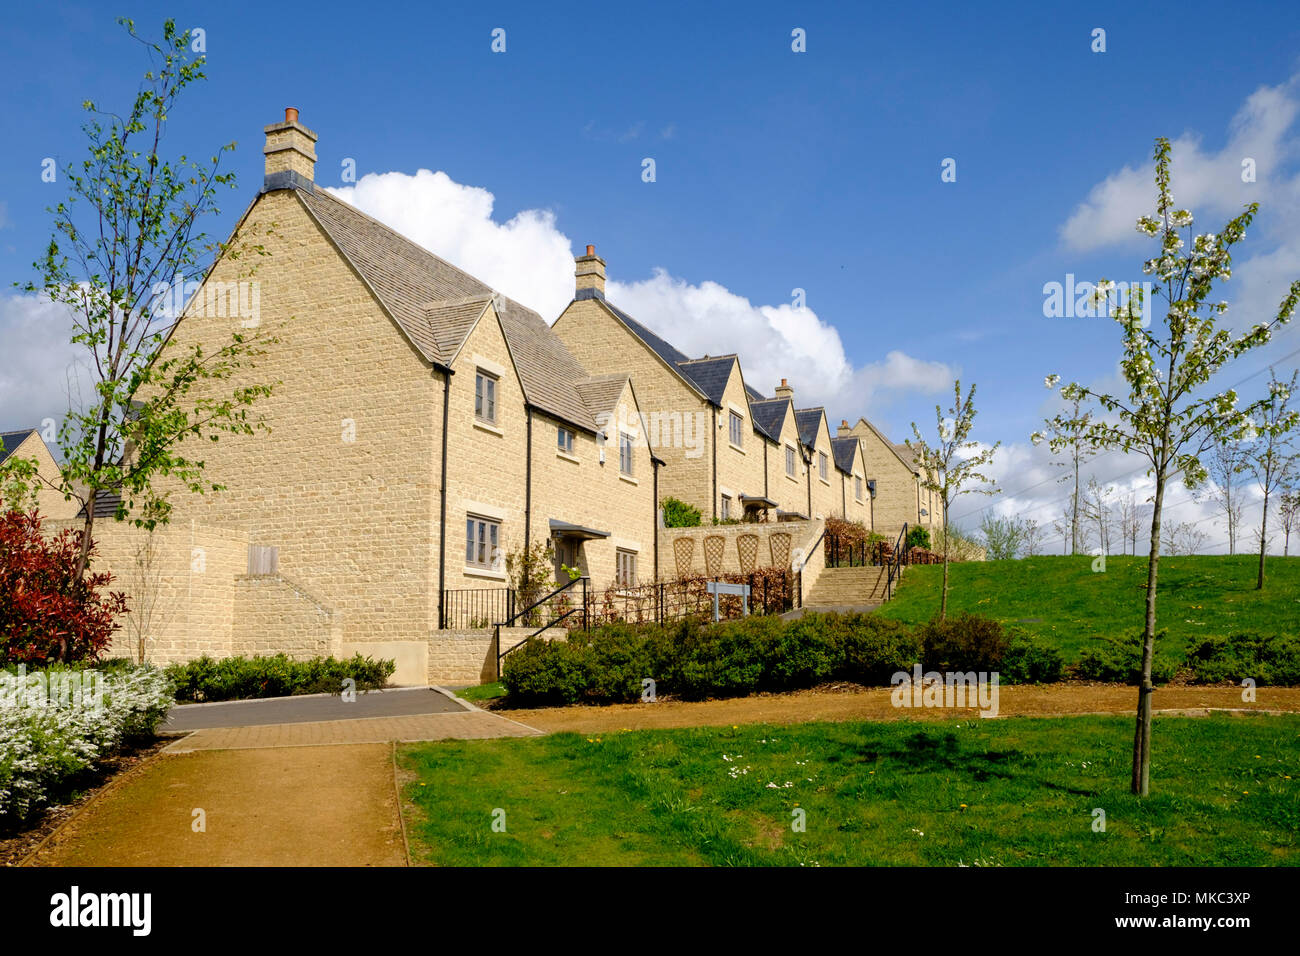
[{"left": 804, "top": 565, "right": 900, "bottom": 607}]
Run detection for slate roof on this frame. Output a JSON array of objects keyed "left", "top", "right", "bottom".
[
  {"left": 675, "top": 356, "right": 737, "bottom": 406},
  {"left": 572, "top": 374, "right": 629, "bottom": 423},
  {"left": 0, "top": 429, "right": 36, "bottom": 465},
  {"left": 794, "top": 408, "right": 827, "bottom": 449},
  {"left": 602, "top": 300, "right": 692, "bottom": 368},
  {"left": 749, "top": 398, "right": 790, "bottom": 442},
  {"left": 831, "top": 436, "right": 860, "bottom": 474},
  {"left": 294, "top": 185, "right": 611, "bottom": 434}
]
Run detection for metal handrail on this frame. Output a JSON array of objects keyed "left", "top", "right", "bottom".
[
  {"left": 885, "top": 522, "right": 908, "bottom": 601},
  {"left": 795, "top": 529, "right": 826, "bottom": 608},
  {"left": 493, "top": 576, "right": 588, "bottom": 680}
]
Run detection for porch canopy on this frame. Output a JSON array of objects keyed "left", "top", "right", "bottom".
[{"left": 549, "top": 518, "right": 611, "bottom": 540}]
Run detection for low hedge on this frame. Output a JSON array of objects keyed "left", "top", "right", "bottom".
[
  {"left": 1184, "top": 631, "right": 1300, "bottom": 686},
  {"left": 501, "top": 612, "right": 1067, "bottom": 707},
  {"left": 166, "top": 653, "right": 395, "bottom": 703}
]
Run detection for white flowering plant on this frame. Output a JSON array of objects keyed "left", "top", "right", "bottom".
[
  {"left": 0, "top": 663, "right": 173, "bottom": 822},
  {"left": 1040, "top": 137, "right": 1300, "bottom": 798}
]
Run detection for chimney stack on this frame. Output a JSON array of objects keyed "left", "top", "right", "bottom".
[
  {"left": 774, "top": 379, "right": 794, "bottom": 401},
  {"left": 575, "top": 244, "right": 606, "bottom": 299},
  {"left": 264, "top": 107, "right": 318, "bottom": 187},
  {"left": 837, "top": 419, "right": 851, "bottom": 438}
]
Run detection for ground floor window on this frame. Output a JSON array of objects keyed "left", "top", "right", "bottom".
[
  {"left": 721, "top": 494, "right": 732, "bottom": 520},
  {"left": 616, "top": 548, "right": 638, "bottom": 587},
  {"left": 466, "top": 515, "right": 501, "bottom": 570}
]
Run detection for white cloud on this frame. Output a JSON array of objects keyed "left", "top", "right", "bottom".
[
  {"left": 1060, "top": 76, "right": 1300, "bottom": 252},
  {"left": 0, "top": 292, "right": 90, "bottom": 433},
  {"left": 332, "top": 169, "right": 955, "bottom": 422},
  {"left": 326, "top": 170, "right": 576, "bottom": 320}
]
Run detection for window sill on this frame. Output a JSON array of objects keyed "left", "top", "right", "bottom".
[
  {"left": 619, "top": 474, "right": 639, "bottom": 486},
  {"left": 785, "top": 474, "right": 799, "bottom": 483},
  {"left": 463, "top": 567, "right": 507, "bottom": 582},
  {"left": 556, "top": 451, "right": 580, "bottom": 464},
  {"left": 729, "top": 443, "right": 746, "bottom": 454},
  {"left": 819, "top": 477, "right": 831, "bottom": 486},
  {"left": 473, "top": 420, "right": 504, "bottom": 437}
]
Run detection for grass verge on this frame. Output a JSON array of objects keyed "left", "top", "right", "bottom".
[
  {"left": 873, "top": 554, "right": 1300, "bottom": 661},
  {"left": 398, "top": 713, "right": 1300, "bottom": 866}
]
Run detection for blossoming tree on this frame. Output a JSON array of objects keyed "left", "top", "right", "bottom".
[
  {"left": 1035, "top": 137, "right": 1300, "bottom": 796},
  {"left": 907, "top": 380, "right": 999, "bottom": 620}
]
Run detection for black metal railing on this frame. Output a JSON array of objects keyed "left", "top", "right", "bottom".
[
  {"left": 494, "top": 576, "right": 589, "bottom": 679},
  {"left": 885, "top": 522, "right": 908, "bottom": 601},
  {"left": 440, "top": 587, "right": 516, "bottom": 629}
]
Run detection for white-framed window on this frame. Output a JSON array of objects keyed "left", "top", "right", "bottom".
[
  {"left": 855, "top": 476, "right": 863, "bottom": 501},
  {"left": 729, "top": 410, "right": 744, "bottom": 448},
  {"left": 465, "top": 515, "right": 500, "bottom": 570},
  {"left": 785, "top": 445, "right": 796, "bottom": 478},
  {"left": 819, "top": 451, "right": 828, "bottom": 481},
  {"left": 619, "top": 431, "right": 634, "bottom": 475},
  {"left": 474, "top": 370, "right": 498, "bottom": 424},
  {"left": 557, "top": 426, "right": 575, "bottom": 455},
  {"left": 616, "top": 548, "right": 638, "bottom": 587},
  {"left": 721, "top": 494, "right": 732, "bottom": 520}
]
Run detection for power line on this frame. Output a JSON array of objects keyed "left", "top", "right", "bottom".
[{"left": 951, "top": 344, "right": 1300, "bottom": 524}]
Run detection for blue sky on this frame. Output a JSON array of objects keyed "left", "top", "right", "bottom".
[{"left": 3, "top": 0, "right": 1299, "bottom": 548}]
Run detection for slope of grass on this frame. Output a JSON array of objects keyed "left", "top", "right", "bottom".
[
  {"left": 398, "top": 714, "right": 1300, "bottom": 866},
  {"left": 872, "top": 554, "right": 1300, "bottom": 661}
]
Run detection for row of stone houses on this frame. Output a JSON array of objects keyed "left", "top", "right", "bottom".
[{"left": 5, "top": 109, "right": 942, "bottom": 679}]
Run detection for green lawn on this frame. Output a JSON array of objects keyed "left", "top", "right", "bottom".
[
  {"left": 455, "top": 681, "right": 505, "bottom": 703},
  {"left": 873, "top": 554, "right": 1300, "bottom": 661},
  {"left": 398, "top": 714, "right": 1300, "bottom": 866}
]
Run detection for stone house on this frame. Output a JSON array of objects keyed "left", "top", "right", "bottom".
[
  {"left": 0, "top": 429, "right": 80, "bottom": 519},
  {"left": 553, "top": 253, "right": 872, "bottom": 527},
  {"left": 98, "top": 109, "right": 662, "bottom": 671}
]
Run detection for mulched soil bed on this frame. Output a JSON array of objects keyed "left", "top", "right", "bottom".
[{"left": 0, "top": 736, "right": 171, "bottom": 866}]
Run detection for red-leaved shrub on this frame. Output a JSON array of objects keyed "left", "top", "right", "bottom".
[{"left": 0, "top": 510, "right": 128, "bottom": 664}]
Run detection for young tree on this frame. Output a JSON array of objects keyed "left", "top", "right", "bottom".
[
  {"left": 1202, "top": 434, "right": 1249, "bottom": 553},
  {"left": 1117, "top": 490, "right": 1149, "bottom": 556},
  {"left": 978, "top": 513, "right": 1023, "bottom": 560},
  {"left": 1244, "top": 370, "right": 1300, "bottom": 589},
  {"left": 1021, "top": 517, "right": 1045, "bottom": 556},
  {"left": 1278, "top": 487, "right": 1299, "bottom": 556},
  {"left": 1035, "top": 138, "right": 1299, "bottom": 796},
  {"left": 1039, "top": 389, "right": 1096, "bottom": 553},
  {"left": 1081, "top": 476, "right": 1116, "bottom": 555},
  {"left": 20, "top": 19, "right": 274, "bottom": 593},
  {"left": 908, "top": 380, "right": 1000, "bottom": 619}
]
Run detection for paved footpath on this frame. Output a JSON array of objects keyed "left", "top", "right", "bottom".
[{"left": 28, "top": 688, "right": 541, "bottom": 866}]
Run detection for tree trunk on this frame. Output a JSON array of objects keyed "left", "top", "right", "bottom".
[
  {"left": 1132, "top": 473, "right": 1165, "bottom": 797},
  {"left": 1256, "top": 488, "right": 1270, "bottom": 590},
  {"left": 940, "top": 513, "right": 950, "bottom": 621}
]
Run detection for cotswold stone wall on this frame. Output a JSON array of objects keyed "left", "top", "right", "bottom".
[
  {"left": 427, "top": 626, "right": 563, "bottom": 684},
  {"left": 230, "top": 574, "right": 343, "bottom": 659},
  {"left": 46, "top": 518, "right": 249, "bottom": 664},
  {"left": 657, "top": 518, "right": 821, "bottom": 579}
]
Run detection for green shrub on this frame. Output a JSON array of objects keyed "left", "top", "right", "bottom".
[
  {"left": 1076, "top": 633, "right": 1181, "bottom": 684},
  {"left": 1002, "top": 631, "right": 1065, "bottom": 684},
  {"left": 906, "top": 526, "right": 932, "bottom": 551},
  {"left": 501, "top": 639, "right": 594, "bottom": 706},
  {"left": 919, "top": 612, "right": 1009, "bottom": 672},
  {"left": 1185, "top": 632, "right": 1300, "bottom": 686},
  {"left": 165, "top": 653, "right": 395, "bottom": 703},
  {"left": 824, "top": 613, "right": 921, "bottom": 684},
  {"left": 661, "top": 496, "right": 702, "bottom": 528}
]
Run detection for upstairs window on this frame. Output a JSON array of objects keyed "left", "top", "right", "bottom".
[
  {"left": 557, "top": 426, "right": 575, "bottom": 455},
  {"left": 728, "top": 410, "right": 744, "bottom": 448},
  {"left": 819, "top": 451, "right": 828, "bottom": 481},
  {"left": 475, "top": 370, "right": 498, "bottom": 424},
  {"left": 855, "top": 476, "right": 863, "bottom": 501},
  {"left": 785, "top": 445, "right": 796, "bottom": 478},
  {"left": 619, "top": 431, "right": 635, "bottom": 476}
]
